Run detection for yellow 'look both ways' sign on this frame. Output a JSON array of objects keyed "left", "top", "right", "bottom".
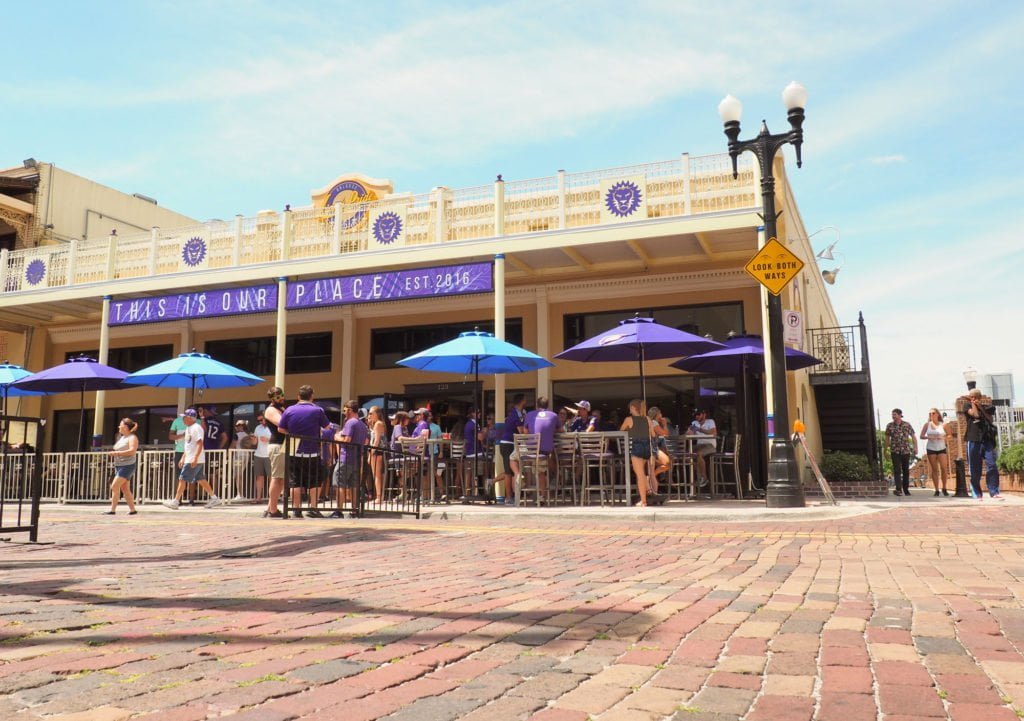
[{"left": 744, "top": 237, "right": 804, "bottom": 295}]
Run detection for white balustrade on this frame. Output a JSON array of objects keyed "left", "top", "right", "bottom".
[{"left": 1, "top": 153, "right": 758, "bottom": 294}]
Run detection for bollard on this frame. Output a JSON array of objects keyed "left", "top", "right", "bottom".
[{"left": 954, "top": 457, "right": 970, "bottom": 498}]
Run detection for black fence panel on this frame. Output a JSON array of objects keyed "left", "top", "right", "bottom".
[{"left": 0, "top": 415, "right": 44, "bottom": 542}]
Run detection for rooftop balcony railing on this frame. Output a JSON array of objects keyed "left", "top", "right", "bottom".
[{"left": 0, "top": 152, "right": 756, "bottom": 295}]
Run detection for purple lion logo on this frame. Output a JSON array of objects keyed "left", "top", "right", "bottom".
[
  {"left": 372, "top": 212, "right": 403, "bottom": 245},
  {"left": 25, "top": 258, "right": 46, "bottom": 286},
  {"left": 605, "top": 180, "right": 643, "bottom": 218},
  {"left": 182, "top": 236, "right": 207, "bottom": 267}
]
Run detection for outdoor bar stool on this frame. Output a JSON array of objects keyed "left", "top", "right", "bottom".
[
  {"left": 553, "top": 434, "right": 580, "bottom": 505},
  {"left": 396, "top": 436, "right": 428, "bottom": 501},
  {"left": 709, "top": 434, "right": 743, "bottom": 499},
  {"left": 512, "top": 433, "right": 548, "bottom": 506},
  {"left": 662, "top": 436, "right": 695, "bottom": 501},
  {"left": 577, "top": 433, "right": 614, "bottom": 506},
  {"left": 445, "top": 439, "right": 467, "bottom": 498}
]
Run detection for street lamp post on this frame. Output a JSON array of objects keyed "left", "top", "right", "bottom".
[{"left": 718, "top": 81, "right": 807, "bottom": 508}]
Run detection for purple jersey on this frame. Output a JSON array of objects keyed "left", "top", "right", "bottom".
[
  {"left": 391, "top": 423, "right": 408, "bottom": 451},
  {"left": 338, "top": 417, "right": 368, "bottom": 464},
  {"left": 525, "top": 409, "right": 559, "bottom": 454},
  {"left": 501, "top": 407, "right": 525, "bottom": 444},
  {"left": 278, "top": 402, "right": 330, "bottom": 454},
  {"left": 464, "top": 418, "right": 477, "bottom": 456},
  {"left": 412, "top": 420, "right": 430, "bottom": 438}
]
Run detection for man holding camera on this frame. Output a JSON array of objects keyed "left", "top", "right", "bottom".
[{"left": 963, "top": 388, "right": 1002, "bottom": 500}]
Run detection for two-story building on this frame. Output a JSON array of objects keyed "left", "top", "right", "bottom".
[{"left": 0, "top": 152, "right": 874, "bottom": 491}]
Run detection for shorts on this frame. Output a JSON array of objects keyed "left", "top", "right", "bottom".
[
  {"left": 268, "top": 443, "right": 284, "bottom": 479},
  {"left": 695, "top": 444, "right": 716, "bottom": 457},
  {"left": 499, "top": 442, "right": 514, "bottom": 470},
  {"left": 288, "top": 455, "right": 321, "bottom": 489},
  {"left": 179, "top": 462, "right": 206, "bottom": 483},
  {"left": 114, "top": 463, "right": 137, "bottom": 481},
  {"left": 926, "top": 448, "right": 948, "bottom": 456},
  {"left": 332, "top": 461, "right": 360, "bottom": 489},
  {"left": 629, "top": 439, "right": 652, "bottom": 459},
  {"left": 252, "top": 455, "right": 271, "bottom": 478}
]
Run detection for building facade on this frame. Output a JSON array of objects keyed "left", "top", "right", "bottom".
[{"left": 0, "top": 153, "right": 850, "bottom": 489}]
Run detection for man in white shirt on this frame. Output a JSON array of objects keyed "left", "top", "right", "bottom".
[
  {"left": 686, "top": 409, "right": 717, "bottom": 488},
  {"left": 252, "top": 414, "right": 272, "bottom": 501},
  {"left": 162, "top": 409, "right": 222, "bottom": 509}
]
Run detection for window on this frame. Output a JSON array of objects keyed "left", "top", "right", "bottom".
[
  {"left": 204, "top": 332, "right": 332, "bottom": 376},
  {"left": 65, "top": 344, "right": 174, "bottom": 373},
  {"left": 563, "top": 302, "right": 744, "bottom": 350},
  {"left": 371, "top": 319, "right": 524, "bottom": 370}
]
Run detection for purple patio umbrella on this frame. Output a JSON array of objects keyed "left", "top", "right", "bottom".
[
  {"left": 671, "top": 334, "right": 821, "bottom": 493},
  {"left": 554, "top": 315, "right": 724, "bottom": 405},
  {"left": 669, "top": 334, "right": 822, "bottom": 375},
  {"left": 11, "top": 355, "right": 129, "bottom": 451}
]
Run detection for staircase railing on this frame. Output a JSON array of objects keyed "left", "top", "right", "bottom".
[{"left": 807, "top": 312, "right": 870, "bottom": 376}]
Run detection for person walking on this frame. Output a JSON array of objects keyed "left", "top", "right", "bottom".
[
  {"left": 963, "top": 388, "right": 1002, "bottom": 500},
  {"left": 162, "top": 409, "right": 222, "bottom": 509},
  {"left": 920, "top": 408, "right": 951, "bottom": 496},
  {"left": 105, "top": 417, "right": 139, "bottom": 515},
  {"left": 885, "top": 408, "right": 917, "bottom": 496}
]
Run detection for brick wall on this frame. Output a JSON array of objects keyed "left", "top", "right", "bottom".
[{"left": 805, "top": 479, "right": 889, "bottom": 498}]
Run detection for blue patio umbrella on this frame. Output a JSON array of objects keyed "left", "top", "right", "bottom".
[
  {"left": 555, "top": 315, "right": 725, "bottom": 406},
  {"left": 0, "top": 361, "right": 48, "bottom": 446},
  {"left": 397, "top": 329, "right": 553, "bottom": 484},
  {"left": 11, "top": 355, "right": 129, "bottom": 451},
  {"left": 122, "top": 350, "right": 264, "bottom": 406}
]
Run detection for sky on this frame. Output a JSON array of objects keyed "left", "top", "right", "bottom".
[{"left": 2, "top": 0, "right": 1022, "bottom": 426}]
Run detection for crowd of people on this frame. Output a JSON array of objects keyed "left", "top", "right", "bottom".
[
  {"left": 883, "top": 389, "right": 1002, "bottom": 500},
  {"left": 102, "top": 386, "right": 727, "bottom": 515}
]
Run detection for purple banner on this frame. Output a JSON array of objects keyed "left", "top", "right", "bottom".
[
  {"left": 108, "top": 262, "right": 493, "bottom": 326},
  {"left": 287, "top": 262, "right": 493, "bottom": 310},
  {"left": 109, "top": 285, "right": 278, "bottom": 326}
]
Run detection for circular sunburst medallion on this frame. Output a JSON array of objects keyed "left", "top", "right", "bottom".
[
  {"left": 182, "top": 236, "right": 207, "bottom": 267},
  {"left": 605, "top": 180, "right": 642, "bottom": 218},
  {"left": 25, "top": 258, "right": 46, "bottom": 286},
  {"left": 372, "top": 212, "right": 403, "bottom": 245}
]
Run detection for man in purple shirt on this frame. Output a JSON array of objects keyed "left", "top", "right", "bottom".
[
  {"left": 525, "top": 397, "right": 559, "bottom": 497},
  {"left": 332, "top": 400, "right": 368, "bottom": 518},
  {"left": 462, "top": 407, "right": 484, "bottom": 496},
  {"left": 277, "top": 384, "right": 331, "bottom": 518},
  {"left": 411, "top": 408, "right": 431, "bottom": 439}
]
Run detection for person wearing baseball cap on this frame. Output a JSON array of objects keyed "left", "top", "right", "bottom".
[
  {"left": 411, "top": 408, "right": 431, "bottom": 439},
  {"left": 569, "top": 400, "right": 596, "bottom": 433},
  {"left": 162, "top": 409, "right": 222, "bottom": 509}
]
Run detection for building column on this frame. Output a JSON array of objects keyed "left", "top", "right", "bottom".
[
  {"left": 494, "top": 254, "right": 506, "bottom": 427},
  {"left": 340, "top": 306, "right": 354, "bottom": 402},
  {"left": 275, "top": 277, "right": 287, "bottom": 389},
  {"left": 91, "top": 295, "right": 112, "bottom": 445},
  {"left": 536, "top": 286, "right": 551, "bottom": 401},
  {"left": 178, "top": 321, "right": 191, "bottom": 411}
]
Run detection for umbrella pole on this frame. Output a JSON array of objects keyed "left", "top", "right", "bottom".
[
  {"left": 638, "top": 346, "right": 647, "bottom": 409},
  {"left": 79, "top": 386, "right": 86, "bottom": 452},
  {"left": 475, "top": 359, "right": 481, "bottom": 497}
]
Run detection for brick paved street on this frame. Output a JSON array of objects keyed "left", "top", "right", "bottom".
[{"left": 3, "top": 502, "right": 1024, "bottom": 721}]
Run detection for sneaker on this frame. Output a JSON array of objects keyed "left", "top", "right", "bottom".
[
  {"left": 291, "top": 509, "right": 303, "bottom": 518},
  {"left": 698, "top": 476, "right": 710, "bottom": 489},
  {"left": 305, "top": 509, "right": 324, "bottom": 518},
  {"left": 232, "top": 494, "right": 246, "bottom": 503},
  {"left": 162, "top": 499, "right": 180, "bottom": 509},
  {"left": 205, "top": 496, "right": 223, "bottom": 508},
  {"left": 992, "top": 493, "right": 1005, "bottom": 500},
  {"left": 328, "top": 510, "right": 343, "bottom": 519}
]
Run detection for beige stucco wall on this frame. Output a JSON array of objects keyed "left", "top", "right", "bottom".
[{"left": 34, "top": 163, "right": 199, "bottom": 246}]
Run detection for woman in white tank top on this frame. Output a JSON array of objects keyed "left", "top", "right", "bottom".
[{"left": 919, "top": 408, "right": 950, "bottom": 496}]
